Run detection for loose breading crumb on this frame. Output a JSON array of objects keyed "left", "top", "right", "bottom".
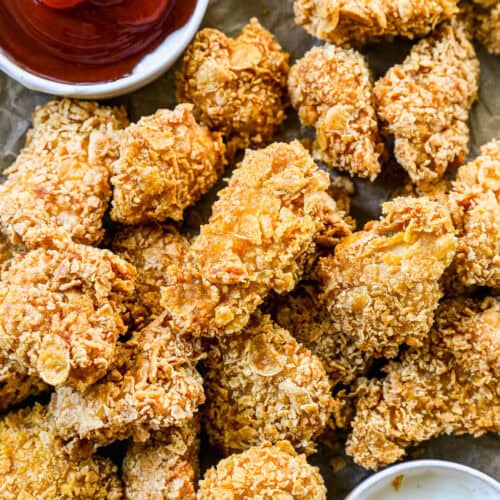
[
  {"left": 161, "top": 141, "right": 337, "bottom": 337},
  {"left": 176, "top": 18, "right": 290, "bottom": 156},
  {"left": 0, "top": 404, "right": 123, "bottom": 499},
  {"left": 288, "top": 44, "right": 384, "bottom": 180},
  {"left": 346, "top": 296, "right": 500, "bottom": 470},
  {"left": 197, "top": 441, "right": 327, "bottom": 499},
  {"left": 203, "top": 314, "right": 335, "bottom": 456},
  {"left": 475, "top": 2, "right": 500, "bottom": 54},
  {"left": 0, "top": 98, "right": 128, "bottom": 249},
  {"left": 110, "top": 104, "right": 226, "bottom": 225},
  {"left": 318, "top": 196, "right": 457, "bottom": 358},
  {"left": 0, "top": 242, "right": 135, "bottom": 391},
  {"left": 374, "top": 19, "right": 480, "bottom": 187},
  {"left": 294, "top": 0, "right": 459, "bottom": 46}
]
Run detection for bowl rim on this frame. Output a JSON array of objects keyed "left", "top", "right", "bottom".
[
  {"left": 0, "top": 0, "right": 209, "bottom": 99},
  {"left": 346, "top": 459, "right": 500, "bottom": 500}
]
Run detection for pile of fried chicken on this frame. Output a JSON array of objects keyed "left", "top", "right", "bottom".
[{"left": 0, "top": 2, "right": 498, "bottom": 498}]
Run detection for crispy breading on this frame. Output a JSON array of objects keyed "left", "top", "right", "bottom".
[
  {"left": 50, "top": 315, "right": 205, "bottom": 449},
  {"left": 203, "top": 314, "right": 335, "bottom": 456},
  {"left": 318, "top": 196, "right": 457, "bottom": 358},
  {"left": 474, "top": 1, "right": 500, "bottom": 53},
  {"left": 346, "top": 296, "right": 500, "bottom": 470},
  {"left": 176, "top": 18, "right": 290, "bottom": 155},
  {"left": 448, "top": 139, "right": 500, "bottom": 288},
  {"left": 197, "top": 441, "right": 326, "bottom": 499},
  {"left": 0, "top": 404, "right": 123, "bottom": 499},
  {"left": 110, "top": 104, "right": 225, "bottom": 225},
  {"left": 0, "top": 99, "right": 128, "bottom": 249},
  {"left": 294, "top": 0, "right": 459, "bottom": 46},
  {"left": 161, "top": 141, "right": 337, "bottom": 337},
  {"left": 112, "top": 224, "right": 191, "bottom": 328},
  {"left": 288, "top": 44, "right": 384, "bottom": 180},
  {"left": 123, "top": 419, "right": 200, "bottom": 500},
  {"left": 0, "top": 243, "right": 135, "bottom": 391},
  {"left": 374, "top": 19, "right": 479, "bottom": 187}
]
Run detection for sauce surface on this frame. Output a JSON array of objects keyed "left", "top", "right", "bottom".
[{"left": 0, "top": 0, "right": 196, "bottom": 84}]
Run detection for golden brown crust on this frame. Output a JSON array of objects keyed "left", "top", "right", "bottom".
[
  {"left": 475, "top": 2, "right": 500, "bottom": 53},
  {"left": 110, "top": 104, "right": 225, "bottom": 225}
]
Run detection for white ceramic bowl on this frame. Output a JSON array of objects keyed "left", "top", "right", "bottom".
[
  {"left": 346, "top": 460, "right": 500, "bottom": 500},
  {"left": 0, "top": 0, "right": 208, "bottom": 99}
]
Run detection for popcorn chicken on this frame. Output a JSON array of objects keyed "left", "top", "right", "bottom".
[
  {"left": 177, "top": 18, "right": 289, "bottom": 155},
  {"left": 110, "top": 104, "right": 225, "bottom": 225},
  {"left": 288, "top": 44, "right": 384, "bottom": 180}
]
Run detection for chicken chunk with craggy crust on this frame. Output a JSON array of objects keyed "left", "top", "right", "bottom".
[
  {"left": 176, "top": 18, "right": 290, "bottom": 155},
  {"left": 346, "top": 296, "right": 500, "bottom": 470},
  {"left": 110, "top": 104, "right": 225, "bottom": 225},
  {"left": 288, "top": 44, "right": 384, "bottom": 180},
  {"left": 318, "top": 196, "right": 457, "bottom": 358},
  {"left": 473, "top": 0, "right": 500, "bottom": 53}
]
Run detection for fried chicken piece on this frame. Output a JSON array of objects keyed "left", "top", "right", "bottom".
[
  {"left": 448, "top": 139, "right": 500, "bottom": 288},
  {"left": 294, "top": 0, "right": 459, "bottom": 46},
  {"left": 474, "top": 1, "right": 500, "bottom": 53},
  {"left": 0, "top": 242, "right": 135, "bottom": 391},
  {"left": 346, "top": 296, "right": 500, "bottom": 470},
  {"left": 110, "top": 104, "right": 225, "bottom": 225},
  {"left": 0, "top": 404, "right": 123, "bottom": 499},
  {"left": 318, "top": 196, "right": 457, "bottom": 358},
  {"left": 123, "top": 419, "right": 200, "bottom": 500},
  {"left": 112, "top": 224, "right": 191, "bottom": 328},
  {"left": 288, "top": 45, "right": 384, "bottom": 180},
  {"left": 198, "top": 441, "right": 326, "bottom": 499},
  {"left": 176, "top": 18, "right": 290, "bottom": 155},
  {"left": 374, "top": 19, "right": 480, "bottom": 187},
  {"left": 50, "top": 314, "right": 205, "bottom": 449},
  {"left": 0, "top": 99, "right": 128, "bottom": 249},
  {"left": 203, "top": 314, "right": 334, "bottom": 456}
]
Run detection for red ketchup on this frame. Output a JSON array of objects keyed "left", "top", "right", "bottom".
[{"left": 0, "top": 0, "right": 197, "bottom": 83}]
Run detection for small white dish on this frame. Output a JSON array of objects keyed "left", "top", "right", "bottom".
[
  {"left": 0, "top": 0, "right": 208, "bottom": 99},
  {"left": 346, "top": 460, "right": 500, "bottom": 500}
]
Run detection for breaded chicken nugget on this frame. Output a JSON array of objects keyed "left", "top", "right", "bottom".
[
  {"left": 294, "top": 0, "right": 459, "bottom": 46},
  {"left": 112, "top": 224, "right": 191, "bottom": 328},
  {"left": 161, "top": 141, "right": 337, "bottom": 337},
  {"left": 203, "top": 314, "right": 334, "bottom": 455},
  {"left": 473, "top": 0, "right": 500, "bottom": 53},
  {"left": 318, "top": 196, "right": 457, "bottom": 358},
  {"left": 0, "top": 243, "right": 135, "bottom": 391},
  {"left": 288, "top": 44, "right": 384, "bottom": 180},
  {"left": 176, "top": 18, "right": 289, "bottom": 155},
  {"left": 346, "top": 296, "right": 500, "bottom": 470},
  {"left": 374, "top": 19, "right": 479, "bottom": 187},
  {"left": 110, "top": 104, "right": 225, "bottom": 225},
  {"left": 0, "top": 99, "right": 128, "bottom": 249},
  {"left": 448, "top": 139, "right": 500, "bottom": 288},
  {"left": 0, "top": 404, "right": 123, "bottom": 499},
  {"left": 50, "top": 314, "right": 205, "bottom": 449},
  {"left": 123, "top": 419, "right": 200, "bottom": 500},
  {"left": 197, "top": 441, "right": 326, "bottom": 499}
]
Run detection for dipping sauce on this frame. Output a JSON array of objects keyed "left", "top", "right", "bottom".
[{"left": 0, "top": 0, "right": 196, "bottom": 83}]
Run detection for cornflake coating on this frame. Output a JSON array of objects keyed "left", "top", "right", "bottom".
[
  {"left": 161, "top": 141, "right": 337, "bottom": 337},
  {"left": 374, "top": 20, "right": 479, "bottom": 187},
  {"left": 203, "top": 314, "right": 335, "bottom": 456},
  {"left": 0, "top": 98, "right": 128, "bottom": 249},
  {"left": 288, "top": 44, "right": 384, "bottom": 180},
  {"left": 176, "top": 18, "right": 290, "bottom": 155},
  {"left": 476, "top": 2, "right": 500, "bottom": 54},
  {"left": 294, "top": 0, "right": 458, "bottom": 46},
  {"left": 197, "top": 441, "right": 326, "bottom": 499},
  {"left": 123, "top": 419, "right": 200, "bottom": 500},
  {"left": 110, "top": 104, "right": 225, "bottom": 225},
  {"left": 346, "top": 297, "right": 500, "bottom": 470},
  {"left": 50, "top": 315, "right": 205, "bottom": 449},
  {"left": 0, "top": 243, "right": 135, "bottom": 391},
  {"left": 318, "top": 196, "right": 457, "bottom": 358},
  {"left": 448, "top": 139, "right": 500, "bottom": 288},
  {"left": 0, "top": 404, "right": 123, "bottom": 499},
  {"left": 112, "top": 224, "right": 191, "bottom": 328}
]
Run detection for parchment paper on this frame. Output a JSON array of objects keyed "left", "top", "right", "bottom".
[{"left": 0, "top": 0, "right": 498, "bottom": 497}]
